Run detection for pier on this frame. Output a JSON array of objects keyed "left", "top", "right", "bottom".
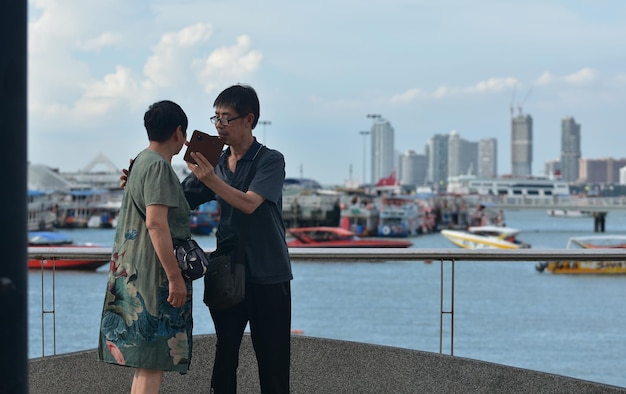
[
  {"left": 26, "top": 247, "right": 626, "bottom": 392},
  {"left": 441, "top": 194, "right": 626, "bottom": 232},
  {"left": 29, "top": 334, "right": 626, "bottom": 393}
]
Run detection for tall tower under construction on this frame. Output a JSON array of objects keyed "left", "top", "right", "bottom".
[
  {"left": 511, "top": 112, "right": 533, "bottom": 177},
  {"left": 560, "top": 116, "right": 581, "bottom": 182}
]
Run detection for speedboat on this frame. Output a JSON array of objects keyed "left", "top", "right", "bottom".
[
  {"left": 28, "top": 231, "right": 109, "bottom": 271},
  {"left": 536, "top": 235, "right": 626, "bottom": 274},
  {"left": 440, "top": 225, "right": 530, "bottom": 249},
  {"left": 286, "top": 227, "right": 412, "bottom": 248}
]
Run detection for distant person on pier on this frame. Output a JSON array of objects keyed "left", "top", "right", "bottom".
[
  {"left": 98, "top": 100, "right": 193, "bottom": 393},
  {"left": 471, "top": 204, "right": 486, "bottom": 226}
]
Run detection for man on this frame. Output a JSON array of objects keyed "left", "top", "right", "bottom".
[{"left": 184, "top": 84, "right": 292, "bottom": 393}]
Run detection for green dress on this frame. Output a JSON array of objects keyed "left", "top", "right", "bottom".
[{"left": 98, "top": 149, "right": 193, "bottom": 373}]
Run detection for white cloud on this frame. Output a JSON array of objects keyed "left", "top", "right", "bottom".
[
  {"left": 617, "top": 74, "right": 626, "bottom": 84},
  {"left": 76, "top": 32, "right": 122, "bottom": 51},
  {"left": 563, "top": 67, "right": 597, "bottom": 85},
  {"left": 144, "top": 23, "right": 213, "bottom": 88},
  {"left": 390, "top": 88, "right": 424, "bottom": 103},
  {"left": 78, "top": 66, "right": 152, "bottom": 114},
  {"left": 194, "top": 35, "right": 263, "bottom": 93},
  {"left": 534, "top": 71, "right": 554, "bottom": 86},
  {"left": 390, "top": 77, "right": 517, "bottom": 103},
  {"left": 433, "top": 86, "right": 448, "bottom": 99},
  {"left": 534, "top": 68, "right": 597, "bottom": 86},
  {"left": 465, "top": 77, "right": 518, "bottom": 94}
]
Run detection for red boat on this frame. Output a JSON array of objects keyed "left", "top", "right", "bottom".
[
  {"left": 287, "top": 227, "right": 413, "bottom": 248},
  {"left": 28, "top": 231, "right": 109, "bottom": 271}
]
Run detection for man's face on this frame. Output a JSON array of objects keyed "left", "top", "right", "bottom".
[{"left": 213, "top": 105, "right": 250, "bottom": 146}]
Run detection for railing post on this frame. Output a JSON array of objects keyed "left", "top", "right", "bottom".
[{"left": 439, "top": 258, "right": 455, "bottom": 356}]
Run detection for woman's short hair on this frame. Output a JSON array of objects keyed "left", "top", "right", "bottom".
[{"left": 144, "top": 100, "right": 188, "bottom": 142}]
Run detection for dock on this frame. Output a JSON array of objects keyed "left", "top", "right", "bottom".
[{"left": 29, "top": 334, "right": 626, "bottom": 393}]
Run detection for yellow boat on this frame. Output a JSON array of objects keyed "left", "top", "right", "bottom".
[
  {"left": 440, "top": 226, "right": 530, "bottom": 249},
  {"left": 536, "top": 236, "right": 626, "bottom": 274}
]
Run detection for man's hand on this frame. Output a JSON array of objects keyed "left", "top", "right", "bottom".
[{"left": 187, "top": 151, "right": 217, "bottom": 186}]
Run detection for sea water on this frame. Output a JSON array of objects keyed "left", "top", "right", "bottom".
[{"left": 27, "top": 210, "right": 626, "bottom": 388}]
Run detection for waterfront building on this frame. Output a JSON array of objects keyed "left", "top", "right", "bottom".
[
  {"left": 400, "top": 150, "right": 427, "bottom": 189},
  {"left": 370, "top": 118, "right": 395, "bottom": 184},
  {"left": 579, "top": 158, "right": 626, "bottom": 184},
  {"left": 447, "top": 175, "right": 570, "bottom": 197},
  {"left": 448, "top": 130, "right": 478, "bottom": 178},
  {"left": 426, "top": 133, "right": 449, "bottom": 191},
  {"left": 511, "top": 112, "right": 533, "bottom": 177},
  {"left": 544, "top": 160, "right": 561, "bottom": 180},
  {"left": 478, "top": 138, "right": 497, "bottom": 178},
  {"left": 560, "top": 117, "right": 581, "bottom": 183}
]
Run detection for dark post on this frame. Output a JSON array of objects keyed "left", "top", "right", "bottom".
[{"left": 0, "top": 1, "right": 28, "bottom": 393}]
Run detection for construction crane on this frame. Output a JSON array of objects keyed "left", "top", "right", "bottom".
[
  {"left": 510, "top": 84, "right": 533, "bottom": 117},
  {"left": 518, "top": 86, "right": 533, "bottom": 116}
]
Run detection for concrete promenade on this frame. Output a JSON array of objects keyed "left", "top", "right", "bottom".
[{"left": 29, "top": 334, "right": 626, "bottom": 393}]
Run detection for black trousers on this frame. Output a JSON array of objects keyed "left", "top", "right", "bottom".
[{"left": 209, "top": 281, "right": 291, "bottom": 394}]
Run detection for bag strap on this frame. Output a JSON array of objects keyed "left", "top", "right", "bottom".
[
  {"left": 127, "top": 155, "right": 147, "bottom": 222},
  {"left": 234, "top": 145, "right": 267, "bottom": 239}
]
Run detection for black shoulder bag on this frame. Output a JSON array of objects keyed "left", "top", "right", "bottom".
[
  {"left": 128, "top": 156, "right": 209, "bottom": 281},
  {"left": 204, "top": 145, "right": 267, "bottom": 310}
]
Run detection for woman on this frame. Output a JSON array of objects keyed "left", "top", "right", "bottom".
[{"left": 98, "top": 100, "right": 192, "bottom": 393}]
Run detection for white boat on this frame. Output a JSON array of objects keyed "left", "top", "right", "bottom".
[
  {"left": 546, "top": 209, "right": 592, "bottom": 218},
  {"left": 377, "top": 195, "right": 422, "bottom": 237},
  {"left": 282, "top": 178, "right": 342, "bottom": 228},
  {"left": 27, "top": 190, "right": 58, "bottom": 231},
  {"left": 440, "top": 225, "right": 530, "bottom": 249},
  {"left": 536, "top": 235, "right": 626, "bottom": 274}
]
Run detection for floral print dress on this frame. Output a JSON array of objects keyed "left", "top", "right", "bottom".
[{"left": 98, "top": 149, "right": 193, "bottom": 373}]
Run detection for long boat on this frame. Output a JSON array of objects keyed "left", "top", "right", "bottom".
[
  {"left": 536, "top": 235, "right": 626, "bottom": 274},
  {"left": 440, "top": 225, "right": 530, "bottom": 249},
  {"left": 28, "top": 231, "right": 109, "bottom": 271}
]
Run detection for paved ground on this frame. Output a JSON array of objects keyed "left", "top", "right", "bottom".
[{"left": 29, "top": 334, "right": 626, "bottom": 393}]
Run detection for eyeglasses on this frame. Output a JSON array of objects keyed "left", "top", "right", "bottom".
[{"left": 210, "top": 114, "right": 245, "bottom": 126}]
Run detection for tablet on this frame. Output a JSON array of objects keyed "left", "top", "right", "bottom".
[{"left": 183, "top": 130, "right": 225, "bottom": 166}]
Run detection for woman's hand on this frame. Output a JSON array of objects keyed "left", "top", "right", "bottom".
[
  {"left": 167, "top": 274, "right": 188, "bottom": 308},
  {"left": 119, "top": 158, "right": 134, "bottom": 188}
]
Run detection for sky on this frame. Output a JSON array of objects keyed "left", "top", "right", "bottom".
[{"left": 27, "top": 0, "right": 626, "bottom": 186}]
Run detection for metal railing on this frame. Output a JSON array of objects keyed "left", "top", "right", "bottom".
[{"left": 28, "top": 246, "right": 626, "bottom": 357}]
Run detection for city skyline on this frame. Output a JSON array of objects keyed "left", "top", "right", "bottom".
[{"left": 27, "top": 1, "right": 626, "bottom": 185}]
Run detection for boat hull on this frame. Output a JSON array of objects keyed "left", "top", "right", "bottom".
[
  {"left": 28, "top": 258, "right": 108, "bottom": 271},
  {"left": 286, "top": 226, "right": 412, "bottom": 248},
  {"left": 287, "top": 240, "right": 412, "bottom": 248},
  {"left": 440, "top": 229, "right": 522, "bottom": 249},
  {"left": 536, "top": 261, "right": 626, "bottom": 274},
  {"left": 536, "top": 235, "right": 626, "bottom": 274}
]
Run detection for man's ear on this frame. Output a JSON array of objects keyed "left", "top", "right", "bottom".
[{"left": 246, "top": 113, "right": 255, "bottom": 127}]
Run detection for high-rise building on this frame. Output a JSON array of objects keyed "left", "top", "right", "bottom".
[
  {"left": 511, "top": 113, "right": 533, "bottom": 177},
  {"left": 400, "top": 150, "right": 427, "bottom": 188},
  {"left": 448, "top": 130, "right": 478, "bottom": 178},
  {"left": 560, "top": 117, "right": 581, "bottom": 183},
  {"left": 478, "top": 138, "right": 497, "bottom": 178},
  {"left": 370, "top": 118, "right": 395, "bottom": 184},
  {"left": 579, "top": 158, "right": 626, "bottom": 184},
  {"left": 426, "top": 134, "right": 449, "bottom": 191}
]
